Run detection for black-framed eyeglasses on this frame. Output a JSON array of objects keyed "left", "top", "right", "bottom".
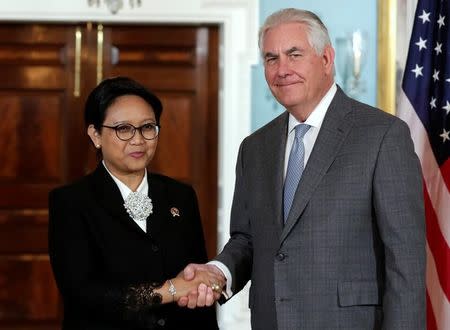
[{"left": 101, "top": 123, "right": 160, "bottom": 141}]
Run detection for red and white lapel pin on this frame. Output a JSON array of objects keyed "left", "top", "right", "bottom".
[{"left": 170, "top": 207, "right": 180, "bottom": 217}]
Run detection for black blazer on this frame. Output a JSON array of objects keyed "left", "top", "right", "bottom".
[{"left": 48, "top": 164, "right": 218, "bottom": 330}]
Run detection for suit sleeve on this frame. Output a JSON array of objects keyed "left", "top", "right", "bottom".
[
  {"left": 215, "top": 140, "right": 253, "bottom": 294},
  {"left": 372, "top": 118, "right": 426, "bottom": 329},
  {"left": 48, "top": 189, "right": 164, "bottom": 322}
]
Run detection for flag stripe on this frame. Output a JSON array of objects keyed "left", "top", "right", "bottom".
[
  {"left": 424, "top": 185, "right": 450, "bottom": 301},
  {"left": 441, "top": 159, "right": 450, "bottom": 189},
  {"left": 426, "top": 291, "right": 438, "bottom": 330},
  {"left": 426, "top": 243, "right": 450, "bottom": 330}
]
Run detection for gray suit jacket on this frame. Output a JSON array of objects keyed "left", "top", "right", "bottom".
[{"left": 216, "top": 87, "right": 425, "bottom": 330}]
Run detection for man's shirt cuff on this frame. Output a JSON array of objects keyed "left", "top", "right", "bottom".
[{"left": 208, "top": 260, "right": 233, "bottom": 299}]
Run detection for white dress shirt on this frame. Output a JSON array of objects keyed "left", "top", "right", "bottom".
[
  {"left": 102, "top": 160, "right": 149, "bottom": 232},
  {"left": 284, "top": 83, "right": 337, "bottom": 178}
]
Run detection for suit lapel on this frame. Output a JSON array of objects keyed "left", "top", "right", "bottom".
[
  {"left": 89, "top": 164, "right": 148, "bottom": 235},
  {"left": 280, "top": 88, "right": 354, "bottom": 243},
  {"left": 146, "top": 174, "right": 169, "bottom": 238},
  {"left": 262, "top": 112, "right": 289, "bottom": 232}
]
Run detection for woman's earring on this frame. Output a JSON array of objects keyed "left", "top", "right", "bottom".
[{"left": 96, "top": 144, "right": 101, "bottom": 149}]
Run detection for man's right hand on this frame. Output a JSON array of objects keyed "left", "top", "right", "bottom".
[{"left": 177, "top": 263, "right": 225, "bottom": 308}]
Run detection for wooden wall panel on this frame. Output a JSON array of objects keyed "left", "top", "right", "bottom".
[
  {"left": 109, "top": 26, "right": 198, "bottom": 46},
  {"left": 114, "top": 48, "right": 195, "bottom": 65},
  {"left": 0, "top": 24, "right": 70, "bottom": 328},
  {"left": 0, "top": 25, "right": 67, "bottom": 44},
  {"left": 0, "top": 93, "right": 63, "bottom": 182},
  {"left": 0, "top": 184, "right": 54, "bottom": 209},
  {"left": 0, "top": 212, "right": 48, "bottom": 253},
  {"left": 0, "top": 258, "right": 59, "bottom": 320},
  {"left": 0, "top": 45, "right": 62, "bottom": 64},
  {"left": 0, "top": 67, "right": 66, "bottom": 90},
  {"left": 152, "top": 94, "right": 193, "bottom": 181},
  {"left": 110, "top": 66, "right": 197, "bottom": 91}
]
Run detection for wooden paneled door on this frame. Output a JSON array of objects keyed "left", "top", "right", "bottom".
[{"left": 0, "top": 23, "right": 218, "bottom": 329}]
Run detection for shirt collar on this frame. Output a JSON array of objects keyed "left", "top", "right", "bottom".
[
  {"left": 102, "top": 160, "right": 149, "bottom": 201},
  {"left": 288, "top": 83, "right": 337, "bottom": 133}
]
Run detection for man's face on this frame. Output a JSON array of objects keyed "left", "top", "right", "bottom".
[{"left": 262, "top": 22, "right": 334, "bottom": 118}]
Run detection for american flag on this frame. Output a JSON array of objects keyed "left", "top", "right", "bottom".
[{"left": 397, "top": 0, "right": 450, "bottom": 328}]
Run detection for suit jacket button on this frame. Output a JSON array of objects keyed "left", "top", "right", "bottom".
[
  {"left": 276, "top": 253, "right": 285, "bottom": 261},
  {"left": 157, "top": 318, "right": 166, "bottom": 326},
  {"left": 152, "top": 244, "right": 159, "bottom": 252}
]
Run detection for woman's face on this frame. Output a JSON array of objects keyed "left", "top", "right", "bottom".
[{"left": 88, "top": 94, "right": 158, "bottom": 179}]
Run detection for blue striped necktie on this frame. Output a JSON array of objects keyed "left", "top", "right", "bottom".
[{"left": 283, "top": 124, "right": 310, "bottom": 222}]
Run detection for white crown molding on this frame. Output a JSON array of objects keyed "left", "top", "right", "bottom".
[{"left": 0, "top": 1, "right": 258, "bottom": 329}]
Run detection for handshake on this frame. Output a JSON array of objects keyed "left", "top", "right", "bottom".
[{"left": 169, "top": 263, "right": 226, "bottom": 308}]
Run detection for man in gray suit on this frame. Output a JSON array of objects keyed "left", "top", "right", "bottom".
[{"left": 179, "top": 8, "right": 425, "bottom": 329}]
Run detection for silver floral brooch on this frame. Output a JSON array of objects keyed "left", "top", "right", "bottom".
[{"left": 124, "top": 192, "right": 153, "bottom": 222}]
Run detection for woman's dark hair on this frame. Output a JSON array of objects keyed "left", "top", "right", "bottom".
[{"left": 84, "top": 76, "right": 163, "bottom": 129}]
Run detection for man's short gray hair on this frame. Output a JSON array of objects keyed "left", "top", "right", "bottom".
[{"left": 258, "top": 8, "right": 331, "bottom": 56}]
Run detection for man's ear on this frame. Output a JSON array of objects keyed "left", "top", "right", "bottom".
[
  {"left": 87, "top": 124, "right": 101, "bottom": 148},
  {"left": 322, "top": 45, "right": 335, "bottom": 75}
]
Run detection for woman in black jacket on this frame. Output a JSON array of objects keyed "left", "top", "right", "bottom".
[{"left": 48, "top": 77, "right": 221, "bottom": 329}]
